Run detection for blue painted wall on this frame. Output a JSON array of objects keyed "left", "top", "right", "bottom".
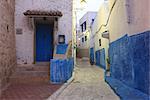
[
  {"left": 109, "top": 35, "right": 133, "bottom": 85},
  {"left": 95, "top": 48, "right": 106, "bottom": 69},
  {"left": 50, "top": 58, "right": 74, "bottom": 84},
  {"left": 36, "top": 24, "right": 53, "bottom": 62},
  {"left": 129, "top": 32, "right": 150, "bottom": 95},
  {"left": 109, "top": 30, "right": 150, "bottom": 95}
]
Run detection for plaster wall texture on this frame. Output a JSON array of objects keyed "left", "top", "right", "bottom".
[
  {"left": 0, "top": 0, "right": 16, "bottom": 96},
  {"left": 108, "top": 0, "right": 150, "bottom": 42},
  {"left": 15, "top": 0, "right": 73, "bottom": 64}
]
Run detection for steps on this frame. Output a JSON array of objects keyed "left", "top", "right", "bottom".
[
  {"left": 10, "top": 64, "right": 50, "bottom": 84},
  {"left": 81, "top": 57, "right": 89, "bottom": 62}
]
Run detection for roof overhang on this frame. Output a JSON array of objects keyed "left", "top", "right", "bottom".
[{"left": 23, "top": 10, "right": 63, "bottom": 17}]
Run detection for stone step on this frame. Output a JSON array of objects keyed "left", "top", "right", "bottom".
[
  {"left": 81, "top": 57, "right": 89, "bottom": 62},
  {"left": 11, "top": 70, "right": 49, "bottom": 78},
  {"left": 10, "top": 64, "right": 51, "bottom": 84},
  {"left": 16, "top": 64, "right": 49, "bottom": 72},
  {"left": 10, "top": 76, "right": 50, "bottom": 84}
]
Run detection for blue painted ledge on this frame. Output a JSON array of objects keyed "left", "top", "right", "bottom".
[
  {"left": 50, "top": 58, "right": 74, "bottom": 84},
  {"left": 105, "top": 76, "right": 150, "bottom": 100},
  {"left": 56, "top": 44, "right": 68, "bottom": 54}
]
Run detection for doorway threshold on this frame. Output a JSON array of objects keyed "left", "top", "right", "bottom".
[{"left": 35, "top": 62, "right": 50, "bottom": 66}]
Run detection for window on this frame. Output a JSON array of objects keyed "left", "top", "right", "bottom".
[
  {"left": 81, "top": 25, "right": 83, "bottom": 32},
  {"left": 58, "top": 35, "right": 65, "bottom": 44},
  {"left": 92, "top": 19, "right": 94, "bottom": 22},
  {"left": 80, "top": 21, "right": 86, "bottom": 32},
  {"left": 99, "top": 39, "right": 101, "bottom": 46},
  {"left": 83, "top": 21, "right": 86, "bottom": 31},
  {"left": 82, "top": 37, "right": 84, "bottom": 43},
  {"left": 85, "top": 36, "right": 87, "bottom": 41}
]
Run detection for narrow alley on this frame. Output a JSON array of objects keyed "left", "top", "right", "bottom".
[
  {"left": 53, "top": 59, "right": 119, "bottom": 100},
  {"left": 0, "top": 0, "right": 149, "bottom": 100}
]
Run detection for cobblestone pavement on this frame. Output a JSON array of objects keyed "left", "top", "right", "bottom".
[
  {"left": 56, "top": 59, "right": 120, "bottom": 100},
  {"left": 0, "top": 83, "right": 61, "bottom": 100}
]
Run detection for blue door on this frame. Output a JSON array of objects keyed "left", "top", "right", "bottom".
[
  {"left": 95, "top": 49, "right": 106, "bottom": 69},
  {"left": 36, "top": 24, "right": 53, "bottom": 62},
  {"left": 100, "top": 48, "right": 106, "bottom": 69},
  {"left": 95, "top": 50, "right": 100, "bottom": 66},
  {"left": 90, "top": 48, "right": 94, "bottom": 65}
]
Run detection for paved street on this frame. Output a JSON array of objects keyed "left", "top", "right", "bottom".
[
  {"left": 56, "top": 59, "right": 120, "bottom": 100},
  {"left": 0, "top": 83, "right": 61, "bottom": 100}
]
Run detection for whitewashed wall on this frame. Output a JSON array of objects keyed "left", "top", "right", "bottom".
[
  {"left": 108, "top": 0, "right": 150, "bottom": 42},
  {"left": 78, "top": 12, "right": 97, "bottom": 49},
  {"left": 91, "top": 1, "right": 109, "bottom": 66}
]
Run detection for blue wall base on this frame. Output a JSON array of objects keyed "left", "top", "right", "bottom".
[
  {"left": 105, "top": 76, "right": 150, "bottom": 100},
  {"left": 109, "top": 30, "right": 150, "bottom": 95}
]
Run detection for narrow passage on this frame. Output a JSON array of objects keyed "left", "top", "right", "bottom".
[{"left": 56, "top": 59, "right": 119, "bottom": 100}]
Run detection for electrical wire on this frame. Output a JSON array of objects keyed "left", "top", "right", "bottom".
[{"left": 93, "top": 0, "right": 118, "bottom": 38}]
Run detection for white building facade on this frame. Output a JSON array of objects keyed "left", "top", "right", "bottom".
[
  {"left": 15, "top": 0, "right": 73, "bottom": 64},
  {"left": 90, "top": 1, "right": 109, "bottom": 69},
  {"left": 78, "top": 12, "right": 97, "bottom": 49}
]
